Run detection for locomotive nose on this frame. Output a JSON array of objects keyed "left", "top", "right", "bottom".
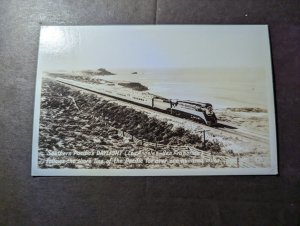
[{"left": 205, "top": 106, "right": 214, "bottom": 116}]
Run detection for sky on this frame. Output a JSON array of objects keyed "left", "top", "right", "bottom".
[{"left": 38, "top": 25, "right": 271, "bottom": 71}]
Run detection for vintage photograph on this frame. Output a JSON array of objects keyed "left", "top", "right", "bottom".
[{"left": 32, "top": 25, "right": 277, "bottom": 176}]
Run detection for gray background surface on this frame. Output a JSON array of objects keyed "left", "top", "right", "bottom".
[{"left": 0, "top": 0, "right": 299, "bottom": 225}]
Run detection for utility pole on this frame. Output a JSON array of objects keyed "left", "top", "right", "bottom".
[
  {"left": 199, "top": 130, "right": 209, "bottom": 149},
  {"left": 170, "top": 100, "right": 173, "bottom": 115}
]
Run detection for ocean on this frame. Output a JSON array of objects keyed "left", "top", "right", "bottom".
[{"left": 100, "top": 69, "right": 268, "bottom": 109}]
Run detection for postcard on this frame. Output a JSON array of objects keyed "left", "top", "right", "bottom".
[{"left": 32, "top": 25, "right": 277, "bottom": 176}]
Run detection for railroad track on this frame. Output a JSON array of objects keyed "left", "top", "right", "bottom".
[
  {"left": 215, "top": 126, "right": 269, "bottom": 145},
  {"left": 53, "top": 77, "right": 269, "bottom": 146}
]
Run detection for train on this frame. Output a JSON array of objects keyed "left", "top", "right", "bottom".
[
  {"left": 152, "top": 97, "right": 217, "bottom": 126},
  {"left": 55, "top": 77, "right": 218, "bottom": 126}
]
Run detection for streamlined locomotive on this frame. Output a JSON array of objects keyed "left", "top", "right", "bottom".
[{"left": 151, "top": 97, "right": 217, "bottom": 126}]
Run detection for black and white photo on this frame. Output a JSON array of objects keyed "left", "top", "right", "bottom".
[{"left": 32, "top": 25, "right": 277, "bottom": 176}]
